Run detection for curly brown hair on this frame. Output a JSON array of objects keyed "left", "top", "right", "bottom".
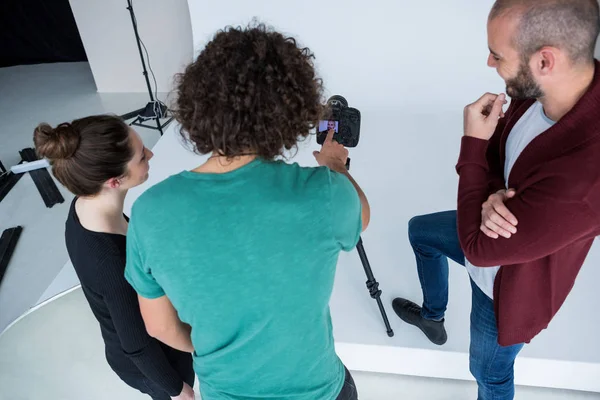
[{"left": 172, "top": 23, "right": 324, "bottom": 160}]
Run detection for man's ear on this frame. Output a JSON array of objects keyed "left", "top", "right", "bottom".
[{"left": 536, "top": 47, "right": 557, "bottom": 76}]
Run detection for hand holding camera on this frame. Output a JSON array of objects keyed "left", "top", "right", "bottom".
[{"left": 313, "top": 128, "right": 349, "bottom": 173}]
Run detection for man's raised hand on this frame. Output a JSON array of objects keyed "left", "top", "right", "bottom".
[{"left": 464, "top": 93, "right": 507, "bottom": 140}]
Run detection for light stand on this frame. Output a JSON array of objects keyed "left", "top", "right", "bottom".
[
  {"left": 120, "top": 0, "right": 173, "bottom": 135},
  {"left": 347, "top": 157, "right": 394, "bottom": 337}
]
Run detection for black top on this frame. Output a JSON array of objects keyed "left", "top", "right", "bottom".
[{"left": 65, "top": 198, "right": 190, "bottom": 396}]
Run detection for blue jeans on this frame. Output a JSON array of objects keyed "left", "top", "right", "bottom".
[{"left": 408, "top": 210, "right": 525, "bottom": 400}]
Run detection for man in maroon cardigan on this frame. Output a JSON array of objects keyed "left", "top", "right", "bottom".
[{"left": 392, "top": 1, "right": 600, "bottom": 399}]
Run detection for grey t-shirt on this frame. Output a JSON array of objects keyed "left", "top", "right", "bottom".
[{"left": 465, "top": 101, "right": 556, "bottom": 299}]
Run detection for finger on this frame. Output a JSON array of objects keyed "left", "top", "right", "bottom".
[
  {"left": 484, "top": 219, "right": 512, "bottom": 238},
  {"left": 474, "top": 92, "right": 500, "bottom": 107},
  {"left": 496, "top": 190, "right": 518, "bottom": 213},
  {"left": 493, "top": 202, "right": 518, "bottom": 226},
  {"left": 325, "top": 128, "right": 335, "bottom": 143},
  {"left": 480, "top": 224, "right": 499, "bottom": 239},
  {"left": 489, "top": 93, "right": 506, "bottom": 120},
  {"left": 489, "top": 211, "right": 517, "bottom": 233}
]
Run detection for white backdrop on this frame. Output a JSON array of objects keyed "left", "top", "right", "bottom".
[
  {"left": 70, "top": 0, "right": 193, "bottom": 92},
  {"left": 187, "top": 0, "right": 504, "bottom": 111}
]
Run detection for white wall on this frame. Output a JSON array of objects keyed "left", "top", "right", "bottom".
[
  {"left": 187, "top": 0, "right": 503, "bottom": 112},
  {"left": 69, "top": 0, "right": 600, "bottom": 96},
  {"left": 69, "top": 0, "right": 193, "bottom": 93}
]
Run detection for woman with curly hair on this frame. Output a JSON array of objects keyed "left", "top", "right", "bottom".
[{"left": 124, "top": 23, "right": 370, "bottom": 400}]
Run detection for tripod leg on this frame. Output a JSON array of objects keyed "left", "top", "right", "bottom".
[
  {"left": 155, "top": 113, "right": 164, "bottom": 136},
  {"left": 356, "top": 237, "right": 394, "bottom": 337}
]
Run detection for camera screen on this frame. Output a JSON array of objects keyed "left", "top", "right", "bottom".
[{"left": 318, "top": 120, "right": 339, "bottom": 134}]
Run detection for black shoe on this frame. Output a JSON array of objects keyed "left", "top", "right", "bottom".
[{"left": 392, "top": 297, "right": 447, "bottom": 345}]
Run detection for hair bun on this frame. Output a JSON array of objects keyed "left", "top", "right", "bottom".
[{"left": 33, "top": 122, "right": 81, "bottom": 161}]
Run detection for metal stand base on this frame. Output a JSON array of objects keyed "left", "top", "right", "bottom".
[{"left": 120, "top": 1, "right": 172, "bottom": 136}]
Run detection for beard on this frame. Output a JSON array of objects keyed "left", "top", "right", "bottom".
[{"left": 505, "top": 60, "right": 544, "bottom": 100}]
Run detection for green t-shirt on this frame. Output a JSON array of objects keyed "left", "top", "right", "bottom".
[{"left": 125, "top": 158, "right": 362, "bottom": 400}]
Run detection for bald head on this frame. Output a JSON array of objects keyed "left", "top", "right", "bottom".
[{"left": 490, "top": 0, "right": 600, "bottom": 65}]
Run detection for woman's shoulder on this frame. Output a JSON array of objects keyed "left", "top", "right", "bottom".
[
  {"left": 65, "top": 214, "right": 125, "bottom": 264},
  {"left": 66, "top": 231, "right": 126, "bottom": 289}
]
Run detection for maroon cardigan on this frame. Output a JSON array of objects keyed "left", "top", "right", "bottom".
[{"left": 456, "top": 60, "right": 600, "bottom": 346}]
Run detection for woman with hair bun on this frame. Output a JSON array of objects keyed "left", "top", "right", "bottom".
[{"left": 34, "top": 115, "right": 195, "bottom": 400}]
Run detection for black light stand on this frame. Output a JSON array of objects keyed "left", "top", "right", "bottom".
[
  {"left": 347, "top": 157, "right": 394, "bottom": 337},
  {"left": 120, "top": 0, "right": 173, "bottom": 135}
]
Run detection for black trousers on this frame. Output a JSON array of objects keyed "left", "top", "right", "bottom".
[
  {"left": 336, "top": 366, "right": 359, "bottom": 400},
  {"left": 119, "top": 354, "right": 195, "bottom": 400},
  {"left": 122, "top": 363, "right": 356, "bottom": 400}
]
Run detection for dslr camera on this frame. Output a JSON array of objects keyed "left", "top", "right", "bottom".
[{"left": 316, "top": 95, "right": 361, "bottom": 148}]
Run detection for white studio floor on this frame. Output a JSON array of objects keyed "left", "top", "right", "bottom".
[
  {"left": 0, "top": 288, "right": 597, "bottom": 400},
  {"left": 1, "top": 62, "right": 599, "bottom": 400}
]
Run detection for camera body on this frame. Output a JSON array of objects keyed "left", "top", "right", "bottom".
[{"left": 316, "top": 95, "right": 361, "bottom": 148}]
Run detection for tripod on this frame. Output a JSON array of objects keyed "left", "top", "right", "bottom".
[
  {"left": 347, "top": 158, "right": 394, "bottom": 337},
  {"left": 120, "top": 0, "right": 173, "bottom": 135}
]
